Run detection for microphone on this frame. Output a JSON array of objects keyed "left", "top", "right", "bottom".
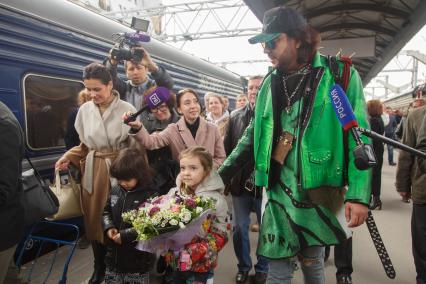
[
  {"left": 123, "top": 106, "right": 148, "bottom": 125},
  {"left": 124, "top": 32, "right": 150, "bottom": 43},
  {"left": 329, "top": 84, "right": 376, "bottom": 170}
]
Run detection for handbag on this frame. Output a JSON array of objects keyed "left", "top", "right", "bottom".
[
  {"left": 46, "top": 169, "right": 82, "bottom": 221},
  {"left": 22, "top": 157, "right": 59, "bottom": 226}
]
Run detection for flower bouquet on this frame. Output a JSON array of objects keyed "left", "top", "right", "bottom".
[{"left": 122, "top": 192, "right": 215, "bottom": 253}]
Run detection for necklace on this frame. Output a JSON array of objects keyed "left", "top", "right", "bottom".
[{"left": 282, "top": 65, "right": 311, "bottom": 114}]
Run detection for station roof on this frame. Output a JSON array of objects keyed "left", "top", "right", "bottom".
[{"left": 243, "top": 0, "right": 426, "bottom": 85}]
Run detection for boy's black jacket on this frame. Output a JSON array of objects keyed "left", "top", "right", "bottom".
[{"left": 102, "top": 184, "right": 157, "bottom": 273}]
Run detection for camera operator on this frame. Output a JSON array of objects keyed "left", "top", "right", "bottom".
[{"left": 105, "top": 46, "right": 174, "bottom": 110}]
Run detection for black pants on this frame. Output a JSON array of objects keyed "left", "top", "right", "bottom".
[
  {"left": 371, "top": 149, "right": 384, "bottom": 197},
  {"left": 335, "top": 237, "right": 353, "bottom": 277},
  {"left": 412, "top": 204, "right": 426, "bottom": 284}
]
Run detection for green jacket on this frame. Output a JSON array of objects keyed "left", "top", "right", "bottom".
[{"left": 220, "top": 53, "right": 372, "bottom": 204}]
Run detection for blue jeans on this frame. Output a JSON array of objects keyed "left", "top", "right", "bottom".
[
  {"left": 232, "top": 193, "right": 268, "bottom": 273},
  {"left": 267, "top": 246, "right": 325, "bottom": 284},
  {"left": 385, "top": 134, "right": 395, "bottom": 164}
]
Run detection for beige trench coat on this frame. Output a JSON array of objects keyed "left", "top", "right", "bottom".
[{"left": 64, "top": 94, "right": 136, "bottom": 242}]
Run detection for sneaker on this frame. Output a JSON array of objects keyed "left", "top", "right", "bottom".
[
  {"left": 162, "top": 269, "right": 174, "bottom": 284},
  {"left": 236, "top": 271, "right": 249, "bottom": 283},
  {"left": 253, "top": 272, "right": 267, "bottom": 284},
  {"left": 337, "top": 274, "right": 352, "bottom": 284}
]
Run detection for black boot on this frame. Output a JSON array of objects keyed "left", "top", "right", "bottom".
[{"left": 89, "top": 241, "right": 106, "bottom": 284}]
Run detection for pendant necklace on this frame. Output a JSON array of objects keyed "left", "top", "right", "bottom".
[{"left": 282, "top": 65, "right": 310, "bottom": 114}]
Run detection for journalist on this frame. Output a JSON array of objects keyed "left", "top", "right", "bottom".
[{"left": 106, "top": 46, "right": 173, "bottom": 110}]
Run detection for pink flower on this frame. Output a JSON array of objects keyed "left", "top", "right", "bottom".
[
  {"left": 185, "top": 198, "right": 196, "bottom": 209},
  {"left": 171, "top": 204, "right": 181, "bottom": 213},
  {"left": 148, "top": 206, "right": 160, "bottom": 217},
  {"left": 152, "top": 197, "right": 163, "bottom": 205}
]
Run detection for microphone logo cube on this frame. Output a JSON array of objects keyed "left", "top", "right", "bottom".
[{"left": 149, "top": 93, "right": 161, "bottom": 107}]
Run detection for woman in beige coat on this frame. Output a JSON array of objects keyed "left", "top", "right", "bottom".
[
  {"left": 128, "top": 88, "right": 226, "bottom": 169},
  {"left": 55, "top": 63, "right": 136, "bottom": 284}
]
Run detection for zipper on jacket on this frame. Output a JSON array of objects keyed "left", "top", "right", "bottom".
[
  {"left": 115, "top": 189, "right": 128, "bottom": 267},
  {"left": 297, "top": 68, "right": 324, "bottom": 191}
]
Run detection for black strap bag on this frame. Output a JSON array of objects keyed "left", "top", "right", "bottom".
[{"left": 22, "top": 156, "right": 59, "bottom": 226}]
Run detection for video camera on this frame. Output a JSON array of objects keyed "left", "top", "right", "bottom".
[{"left": 111, "top": 17, "right": 151, "bottom": 62}]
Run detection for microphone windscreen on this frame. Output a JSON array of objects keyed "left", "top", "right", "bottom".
[
  {"left": 329, "top": 84, "right": 358, "bottom": 131},
  {"left": 126, "top": 32, "right": 151, "bottom": 42}
]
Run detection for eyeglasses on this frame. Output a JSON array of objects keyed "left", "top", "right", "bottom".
[
  {"left": 261, "top": 39, "right": 276, "bottom": 50},
  {"left": 151, "top": 104, "right": 169, "bottom": 113}
]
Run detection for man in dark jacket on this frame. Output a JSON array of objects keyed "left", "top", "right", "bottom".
[
  {"left": 223, "top": 75, "right": 268, "bottom": 284},
  {"left": 384, "top": 106, "right": 398, "bottom": 165},
  {"left": 0, "top": 101, "right": 25, "bottom": 283},
  {"left": 106, "top": 46, "right": 174, "bottom": 110},
  {"left": 396, "top": 105, "right": 426, "bottom": 284}
]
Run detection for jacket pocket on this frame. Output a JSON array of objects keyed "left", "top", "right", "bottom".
[{"left": 308, "top": 150, "right": 332, "bottom": 164}]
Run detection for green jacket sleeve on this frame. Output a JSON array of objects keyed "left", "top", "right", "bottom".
[
  {"left": 218, "top": 118, "right": 254, "bottom": 185},
  {"left": 344, "top": 67, "right": 372, "bottom": 205}
]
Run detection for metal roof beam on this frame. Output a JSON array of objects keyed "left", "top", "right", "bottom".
[
  {"left": 160, "top": 27, "right": 260, "bottom": 41},
  {"left": 317, "top": 23, "right": 397, "bottom": 36},
  {"left": 305, "top": 3, "right": 409, "bottom": 19}
]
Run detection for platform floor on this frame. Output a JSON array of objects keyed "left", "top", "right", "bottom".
[{"left": 19, "top": 153, "right": 416, "bottom": 283}]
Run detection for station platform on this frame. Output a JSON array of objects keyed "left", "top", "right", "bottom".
[{"left": 18, "top": 152, "right": 416, "bottom": 283}]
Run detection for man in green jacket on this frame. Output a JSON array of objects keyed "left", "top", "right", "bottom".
[
  {"left": 396, "top": 105, "right": 426, "bottom": 283},
  {"left": 219, "top": 6, "right": 371, "bottom": 284}
]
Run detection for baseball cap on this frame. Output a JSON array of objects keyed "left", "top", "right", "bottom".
[
  {"left": 144, "top": 86, "right": 170, "bottom": 110},
  {"left": 249, "top": 6, "right": 308, "bottom": 44}
]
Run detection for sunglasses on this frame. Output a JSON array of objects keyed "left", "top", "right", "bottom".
[{"left": 261, "top": 38, "right": 277, "bottom": 50}]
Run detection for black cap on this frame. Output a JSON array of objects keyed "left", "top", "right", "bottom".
[{"left": 249, "top": 6, "right": 308, "bottom": 44}]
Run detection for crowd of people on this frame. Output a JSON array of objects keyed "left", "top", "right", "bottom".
[{"left": 1, "top": 5, "right": 426, "bottom": 284}]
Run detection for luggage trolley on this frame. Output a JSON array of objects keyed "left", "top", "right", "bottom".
[{"left": 16, "top": 220, "right": 80, "bottom": 284}]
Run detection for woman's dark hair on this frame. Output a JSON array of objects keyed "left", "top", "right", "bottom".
[
  {"left": 82, "top": 62, "right": 112, "bottom": 85},
  {"left": 110, "top": 148, "right": 154, "bottom": 186},
  {"left": 176, "top": 88, "right": 201, "bottom": 108},
  {"left": 286, "top": 26, "right": 321, "bottom": 64},
  {"left": 165, "top": 93, "right": 177, "bottom": 112},
  {"left": 367, "top": 99, "right": 383, "bottom": 116}
]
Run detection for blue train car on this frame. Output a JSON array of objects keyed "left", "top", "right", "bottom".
[{"left": 0, "top": 0, "right": 244, "bottom": 173}]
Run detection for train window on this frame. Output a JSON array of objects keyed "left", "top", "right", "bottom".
[{"left": 23, "top": 74, "right": 84, "bottom": 150}]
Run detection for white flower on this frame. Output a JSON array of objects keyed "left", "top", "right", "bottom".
[
  {"left": 179, "top": 208, "right": 192, "bottom": 223},
  {"left": 195, "top": 207, "right": 203, "bottom": 214},
  {"left": 151, "top": 214, "right": 162, "bottom": 226},
  {"left": 179, "top": 222, "right": 186, "bottom": 229},
  {"left": 169, "top": 219, "right": 178, "bottom": 226}
]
